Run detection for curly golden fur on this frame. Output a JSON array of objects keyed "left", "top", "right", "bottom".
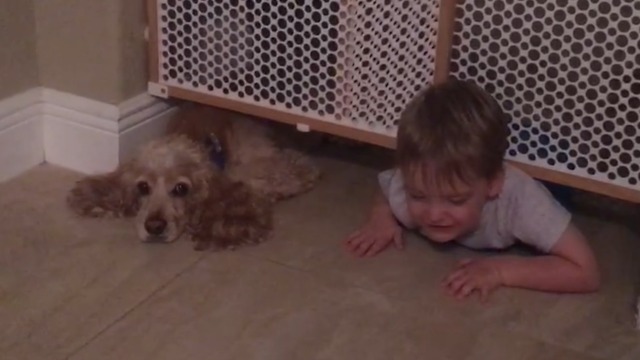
[
  {"left": 68, "top": 135, "right": 271, "bottom": 250},
  {"left": 167, "top": 104, "right": 321, "bottom": 202},
  {"left": 67, "top": 103, "right": 320, "bottom": 251}
]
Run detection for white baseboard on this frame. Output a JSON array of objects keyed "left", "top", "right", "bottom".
[
  {"left": 118, "top": 106, "right": 176, "bottom": 164},
  {"left": 0, "top": 91, "right": 45, "bottom": 182},
  {"left": 0, "top": 88, "right": 177, "bottom": 181},
  {"left": 42, "top": 114, "right": 120, "bottom": 174},
  {"left": 42, "top": 92, "right": 177, "bottom": 174},
  {"left": 0, "top": 116, "right": 44, "bottom": 183}
]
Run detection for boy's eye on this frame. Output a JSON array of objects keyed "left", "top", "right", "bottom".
[
  {"left": 448, "top": 196, "right": 470, "bottom": 205},
  {"left": 408, "top": 192, "right": 425, "bottom": 200}
]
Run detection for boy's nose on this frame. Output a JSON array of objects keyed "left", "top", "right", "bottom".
[{"left": 423, "top": 206, "right": 446, "bottom": 223}]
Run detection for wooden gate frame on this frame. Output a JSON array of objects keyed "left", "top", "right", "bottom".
[{"left": 145, "top": 0, "right": 640, "bottom": 203}]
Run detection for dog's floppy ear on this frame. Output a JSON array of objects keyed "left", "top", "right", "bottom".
[
  {"left": 67, "top": 162, "right": 140, "bottom": 218},
  {"left": 181, "top": 165, "right": 229, "bottom": 229},
  {"left": 188, "top": 169, "right": 273, "bottom": 251}
]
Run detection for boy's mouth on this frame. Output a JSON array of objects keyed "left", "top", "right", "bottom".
[{"left": 427, "top": 224, "right": 454, "bottom": 228}]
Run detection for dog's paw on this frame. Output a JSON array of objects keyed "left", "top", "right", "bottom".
[
  {"left": 67, "top": 189, "right": 106, "bottom": 217},
  {"left": 66, "top": 175, "right": 138, "bottom": 218},
  {"left": 193, "top": 238, "right": 210, "bottom": 251},
  {"left": 255, "top": 149, "right": 321, "bottom": 202},
  {"left": 192, "top": 239, "right": 241, "bottom": 252},
  {"left": 85, "top": 206, "right": 110, "bottom": 218}
]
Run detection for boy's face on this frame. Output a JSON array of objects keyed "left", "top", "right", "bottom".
[{"left": 403, "top": 165, "right": 504, "bottom": 243}]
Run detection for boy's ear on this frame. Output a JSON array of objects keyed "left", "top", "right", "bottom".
[{"left": 487, "top": 166, "right": 505, "bottom": 199}]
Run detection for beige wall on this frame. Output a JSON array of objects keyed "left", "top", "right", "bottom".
[
  {"left": 0, "top": 0, "right": 40, "bottom": 100},
  {"left": 33, "top": 0, "right": 148, "bottom": 105},
  {"left": 0, "top": 0, "right": 148, "bottom": 105},
  {"left": 119, "top": 0, "right": 149, "bottom": 102}
]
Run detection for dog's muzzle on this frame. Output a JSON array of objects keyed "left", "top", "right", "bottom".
[{"left": 144, "top": 217, "right": 167, "bottom": 237}]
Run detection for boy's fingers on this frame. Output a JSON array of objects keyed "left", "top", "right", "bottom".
[
  {"left": 457, "top": 283, "right": 475, "bottom": 299},
  {"left": 449, "top": 277, "right": 469, "bottom": 298},
  {"left": 350, "top": 240, "right": 365, "bottom": 256},
  {"left": 346, "top": 232, "right": 372, "bottom": 251},
  {"left": 450, "top": 275, "right": 475, "bottom": 298},
  {"left": 365, "top": 238, "right": 388, "bottom": 257},
  {"left": 343, "top": 234, "right": 361, "bottom": 252},
  {"left": 445, "top": 272, "right": 467, "bottom": 293},
  {"left": 354, "top": 239, "right": 374, "bottom": 257},
  {"left": 345, "top": 230, "right": 363, "bottom": 245},
  {"left": 444, "top": 268, "right": 466, "bottom": 287},
  {"left": 393, "top": 231, "right": 404, "bottom": 250},
  {"left": 457, "top": 258, "right": 473, "bottom": 268},
  {"left": 479, "top": 286, "right": 490, "bottom": 303},
  {"left": 345, "top": 235, "right": 364, "bottom": 253},
  {"left": 442, "top": 274, "right": 456, "bottom": 289}
]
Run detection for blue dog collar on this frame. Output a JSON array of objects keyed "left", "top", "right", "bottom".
[{"left": 206, "top": 133, "right": 226, "bottom": 170}]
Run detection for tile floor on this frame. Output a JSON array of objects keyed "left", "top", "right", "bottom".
[{"left": 1, "top": 145, "right": 639, "bottom": 359}]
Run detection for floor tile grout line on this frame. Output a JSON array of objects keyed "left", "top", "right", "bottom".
[
  {"left": 63, "top": 253, "right": 207, "bottom": 360},
  {"left": 502, "top": 326, "right": 610, "bottom": 360},
  {"left": 250, "top": 254, "right": 400, "bottom": 301}
]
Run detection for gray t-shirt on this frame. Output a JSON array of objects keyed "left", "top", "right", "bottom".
[{"left": 378, "top": 164, "right": 571, "bottom": 253}]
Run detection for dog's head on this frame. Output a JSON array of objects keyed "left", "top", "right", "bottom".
[{"left": 120, "top": 135, "right": 221, "bottom": 243}]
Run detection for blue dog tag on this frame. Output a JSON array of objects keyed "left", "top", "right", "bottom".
[{"left": 206, "top": 133, "right": 226, "bottom": 170}]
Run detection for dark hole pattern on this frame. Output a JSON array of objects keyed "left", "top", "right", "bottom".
[
  {"left": 158, "top": 0, "right": 439, "bottom": 132},
  {"left": 347, "top": 0, "right": 439, "bottom": 129},
  {"left": 451, "top": 0, "right": 640, "bottom": 188}
]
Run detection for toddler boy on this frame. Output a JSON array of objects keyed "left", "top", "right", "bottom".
[{"left": 344, "top": 79, "right": 601, "bottom": 300}]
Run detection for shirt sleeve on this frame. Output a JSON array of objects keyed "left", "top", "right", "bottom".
[
  {"left": 378, "top": 169, "right": 415, "bottom": 229},
  {"left": 506, "top": 174, "right": 572, "bottom": 253}
]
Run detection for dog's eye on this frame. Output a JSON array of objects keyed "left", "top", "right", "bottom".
[
  {"left": 137, "top": 181, "right": 150, "bottom": 196},
  {"left": 171, "top": 182, "right": 189, "bottom": 197}
]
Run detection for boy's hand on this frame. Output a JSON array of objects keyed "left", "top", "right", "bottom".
[
  {"left": 344, "top": 216, "right": 404, "bottom": 257},
  {"left": 443, "top": 258, "right": 504, "bottom": 301}
]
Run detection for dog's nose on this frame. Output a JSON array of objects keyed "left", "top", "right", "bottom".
[{"left": 144, "top": 218, "right": 167, "bottom": 235}]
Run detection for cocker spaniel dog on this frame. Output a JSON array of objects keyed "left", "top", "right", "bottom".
[{"left": 67, "top": 103, "right": 321, "bottom": 251}]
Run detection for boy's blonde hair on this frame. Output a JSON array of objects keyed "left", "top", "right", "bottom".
[{"left": 396, "top": 78, "right": 509, "bottom": 186}]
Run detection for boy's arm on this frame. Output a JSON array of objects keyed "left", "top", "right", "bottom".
[
  {"left": 344, "top": 169, "right": 414, "bottom": 257},
  {"left": 494, "top": 223, "right": 601, "bottom": 293},
  {"left": 492, "top": 169, "right": 599, "bottom": 293},
  {"left": 444, "top": 223, "right": 600, "bottom": 300},
  {"left": 344, "top": 188, "right": 405, "bottom": 257},
  {"left": 446, "top": 170, "right": 600, "bottom": 299},
  {"left": 368, "top": 189, "right": 397, "bottom": 223}
]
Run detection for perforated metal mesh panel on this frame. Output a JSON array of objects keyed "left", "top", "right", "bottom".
[
  {"left": 451, "top": 0, "right": 640, "bottom": 191},
  {"left": 156, "top": 0, "right": 441, "bottom": 135}
]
